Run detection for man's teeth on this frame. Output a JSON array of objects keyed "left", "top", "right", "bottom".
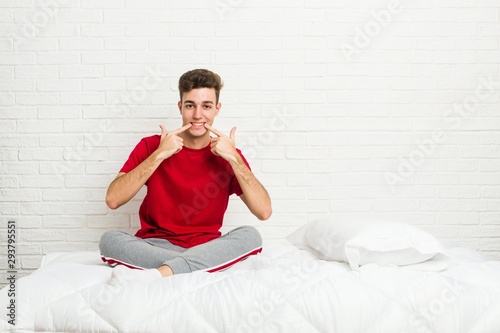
[{"left": 192, "top": 122, "right": 204, "bottom": 126}]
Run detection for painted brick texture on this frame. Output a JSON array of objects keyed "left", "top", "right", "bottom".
[{"left": 1, "top": 0, "right": 500, "bottom": 283}]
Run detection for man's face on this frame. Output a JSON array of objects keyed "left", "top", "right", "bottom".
[{"left": 178, "top": 88, "right": 221, "bottom": 137}]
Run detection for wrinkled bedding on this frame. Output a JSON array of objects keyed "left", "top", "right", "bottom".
[{"left": 2, "top": 240, "right": 500, "bottom": 333}]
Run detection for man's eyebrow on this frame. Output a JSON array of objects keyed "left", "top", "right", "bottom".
[{"left": 183, "top": 100, "right": 214, "bottom": 104}]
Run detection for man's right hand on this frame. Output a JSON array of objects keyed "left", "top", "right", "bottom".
[
  {"left": 156, "top": 124, "right": 192, "bottom": 160},
  {"left": 106, "top": 124, "right": 192, "bottom": 209}
]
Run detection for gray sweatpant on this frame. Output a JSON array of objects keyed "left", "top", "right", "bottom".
[{"left": 99, "top": 226, "right": 262, "bottom": 274}]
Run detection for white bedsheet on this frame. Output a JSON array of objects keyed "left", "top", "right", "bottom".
[{"left": 2, "top": 240, "right": 500, "bottom": 333}]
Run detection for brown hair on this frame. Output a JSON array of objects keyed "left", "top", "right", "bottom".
[{"left": 178, "top": 69, "right": 224, "bottom": 103}]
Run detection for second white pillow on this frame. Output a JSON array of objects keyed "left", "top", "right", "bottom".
[{"left": 286, "top": 217, "right": 448, "bottom": 270}]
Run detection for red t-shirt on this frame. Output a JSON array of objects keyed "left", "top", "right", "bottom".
[{"left": 120, "top": 134, "right": 250, "bottom": 248}]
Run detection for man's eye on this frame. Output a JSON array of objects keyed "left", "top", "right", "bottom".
[
  {"left": 185, "top": 105, "right": 193, "bottom": 108},
  {"left": 204, "top": 105, "right": 212, "bottom": 109}
]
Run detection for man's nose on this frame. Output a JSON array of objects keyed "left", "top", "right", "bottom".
[{"left": 193, "top": 106, "right": 203, "bottom": 118}]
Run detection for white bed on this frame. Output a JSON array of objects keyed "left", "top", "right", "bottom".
[{"left": 2, "top": 219, "right": 500, "bottom": 333}]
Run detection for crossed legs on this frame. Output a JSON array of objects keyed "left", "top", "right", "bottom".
[{"left": 99, "top": 226, "right": 262, "bottom": 283}]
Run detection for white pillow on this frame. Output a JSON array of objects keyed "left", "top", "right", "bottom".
[{"left": 286, "top": 217, "right": 448, "bottom": 270}]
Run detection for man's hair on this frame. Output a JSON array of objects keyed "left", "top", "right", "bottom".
[{"left": 178, "top": 69, "right": 224, "bottom": 103}]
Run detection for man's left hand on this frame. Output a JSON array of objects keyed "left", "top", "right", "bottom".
[{"left": 205, "top": 124, "right": 238, "bottom": 163}]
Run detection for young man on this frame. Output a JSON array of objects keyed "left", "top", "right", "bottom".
[{"left": 99, "top": 69, "right": 272, "bottom": 285}]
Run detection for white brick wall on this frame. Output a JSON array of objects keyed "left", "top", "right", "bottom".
[{"left": 1, "top": 0, "right": 500, "bottom": 284}]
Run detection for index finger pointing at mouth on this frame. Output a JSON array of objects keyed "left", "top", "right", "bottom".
[
  {"left": 173, "top": 123, "right": 192, "bottom": 135},
  {"left": 204, "top": 123, "right": 222, "bottom": 137}
]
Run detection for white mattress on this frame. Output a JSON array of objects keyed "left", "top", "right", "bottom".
[{"left": 2, "top": 240, "right": 500, "bottom": 333}]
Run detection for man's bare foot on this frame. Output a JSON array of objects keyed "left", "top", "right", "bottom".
[{"left": 157, "top": 265, "right": 174, "bottom": 277}]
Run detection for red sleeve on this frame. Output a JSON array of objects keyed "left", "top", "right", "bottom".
[
  {"left": 119, "top": 136, "right": 158, "bottom": 174},
  {"left": 231, "top": 148, "right": 251, "bottom": 196}
]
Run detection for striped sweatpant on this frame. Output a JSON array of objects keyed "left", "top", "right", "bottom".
[{"left": 98, "top": 226, "right": 262, "bottom": 274}]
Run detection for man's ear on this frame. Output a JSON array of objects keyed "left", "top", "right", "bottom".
[
  {"left": 178, "top": 101, "right": 182, "bottom": 114},
  {"left": 215, "top": 102, "right": 221, "bottom": 116}
]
